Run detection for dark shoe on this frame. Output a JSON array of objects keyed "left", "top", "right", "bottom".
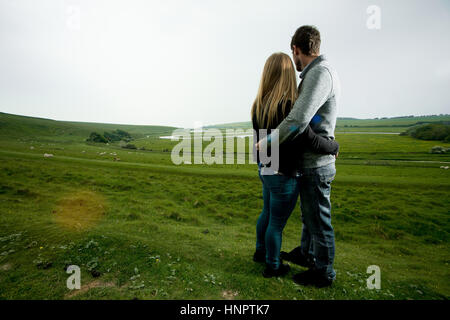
[
  {"left": 292, "top": 269, "right": 334, "bottom": 288},
  {"left": 253, "top": 250, "right": 266, "bottom": 263},
  {"left": 262, "top": 263, "right": 291, "bottom": 278},
  {"left": 280, "top": 246, "right": 314, "bottom": 268}
]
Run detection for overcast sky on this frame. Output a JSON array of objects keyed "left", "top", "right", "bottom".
[{"left": 1, "top": 0, "right": 449, "bottom": 128}]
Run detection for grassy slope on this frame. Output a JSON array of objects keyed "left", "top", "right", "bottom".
[
  {"left": 0, "top": 112, "right": 449, "bottom": 300},
  {"left": 0, "top": 112, "right": 177, "bottom": 141}
]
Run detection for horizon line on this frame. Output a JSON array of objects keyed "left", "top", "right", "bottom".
[{"left": 1, "top": 111, "right": 449, "bottom": 129}]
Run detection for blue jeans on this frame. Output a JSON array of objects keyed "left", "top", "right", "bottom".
[
  {"left": 298, "top": 162, "right": 336, "bottom": 280},
  {"left": 256, "top": 166, "right": 299, "bottom": 270}
]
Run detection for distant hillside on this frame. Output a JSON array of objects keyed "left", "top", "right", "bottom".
[
  {"left": 206, "top": 115, "right": 450, "bottom": 131},
  {"left": 205, "top": 121, "right": 253, "bottom": 129},
  {"left": 336, "top": 115, "right": 450, "bottom": 128},
  {"left": 0, "top": 112, "right": 177, "bottom": 142},
  {"left": 1, "top": 112, "right": 450, "bottom": 140}
]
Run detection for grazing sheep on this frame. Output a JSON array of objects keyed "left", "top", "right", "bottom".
[
  {"left": 43, "top": 153, "right": 54, "bottom": 158},
  {"left": 431, "top": 146, "right": 447, "bottom": 154}
]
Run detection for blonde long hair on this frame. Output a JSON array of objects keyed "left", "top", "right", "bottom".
[{"left": 251, "top": 52, "right": 298, "bottom": 129}]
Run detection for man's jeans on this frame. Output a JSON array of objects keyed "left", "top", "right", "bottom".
[
  {"left": 256, "top": 166, "right": 299, "bottom": 270},
  {"left": 298, "top": 162, "right": 336, "bottom": 280}
]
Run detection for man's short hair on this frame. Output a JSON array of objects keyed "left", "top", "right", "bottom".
[{"left": 290, "top": 25, "right": 321, "bottom": 56}]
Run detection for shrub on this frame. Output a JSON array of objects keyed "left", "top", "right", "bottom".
[
  {"left": 402, "top": 123, "right": 450, "bottom": 142},
  {"left": 87, "top": 129, "right": 133, "bottom": 144},
  {"left": 122, "top": 143, "right": 137, "bottom": 149},
  {"left": 86, "top": 132, "right": 108, "bottom": 143},
  {"left": 103, "top": 129, "right": 132, "bottom": 142},
  {"left": 430, "top": 146, "right": 450, "bottom": 154}
]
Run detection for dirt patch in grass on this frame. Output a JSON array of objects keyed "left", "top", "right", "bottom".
[
  {"left": 53, "top": 189, "right": 107, "bottom": 231},
  {"left": 65, "top": 280, "right": 115, "bottom": 299},
  {"left": 0, "top": 263, "right": 12, "bottom": 271},
  {"left": 222, "top": 290, "right": 239, "bottom": 300}
]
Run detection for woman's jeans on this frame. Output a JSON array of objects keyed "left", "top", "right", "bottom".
[{"left": 256, "top": 166, "right": 299, "bottom": 270}]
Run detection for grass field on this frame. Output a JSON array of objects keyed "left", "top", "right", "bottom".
[{"left": 0, "top": 112, "right": 449, "bottom": 300}]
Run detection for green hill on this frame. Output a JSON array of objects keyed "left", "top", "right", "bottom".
[
  {"left": 0, "top": 112, "right": 178, "bottom": 142},
  {"left": 3, "top": 112, "right": 449, "bottom": 138}
]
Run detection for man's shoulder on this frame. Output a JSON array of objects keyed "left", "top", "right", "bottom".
[
  {"left": 311, "top": 59, "right": 336, "bottom": 77},
  {"left": 310, "top": 59, "right": 340, "bottom": 94},
  {"left": 306, "top": 62, "right": 333, "bottom": 83}
]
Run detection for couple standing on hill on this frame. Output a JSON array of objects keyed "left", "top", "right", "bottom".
[{"left": 252, "top": 25, "right": 340, "bottom": 288}]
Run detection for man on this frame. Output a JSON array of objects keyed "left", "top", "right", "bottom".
[{"left": 257, "top": 25, "right": 340, "bottom": 287}]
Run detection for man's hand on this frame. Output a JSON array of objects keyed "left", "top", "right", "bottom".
[{"left": 255, "top": 142, "right": 260, "bottom": 151}]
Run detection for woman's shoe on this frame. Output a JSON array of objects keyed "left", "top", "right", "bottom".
[
  {"left": 253, "top": 250, "right": 266, "bottom": 263},
  {"left": 262, "top": 263, "right": 291, "bottom": 278}
]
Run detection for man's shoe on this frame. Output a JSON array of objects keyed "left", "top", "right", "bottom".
[
  {"left": 292, "top": 269, "right": 334, "bottom": 288},
  {"left": 280, "top": 246, "right": 314, "bottom": 268},
  {"left": 253, "top": 250, "right": 265, "bottom": 263},
  {"left": 262, "top": 263, "right": 291, "bottom": 278}
]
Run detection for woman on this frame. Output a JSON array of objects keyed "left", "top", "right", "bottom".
[{"left": 251, "top": 52, "right": 339, "bottom": 278}]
